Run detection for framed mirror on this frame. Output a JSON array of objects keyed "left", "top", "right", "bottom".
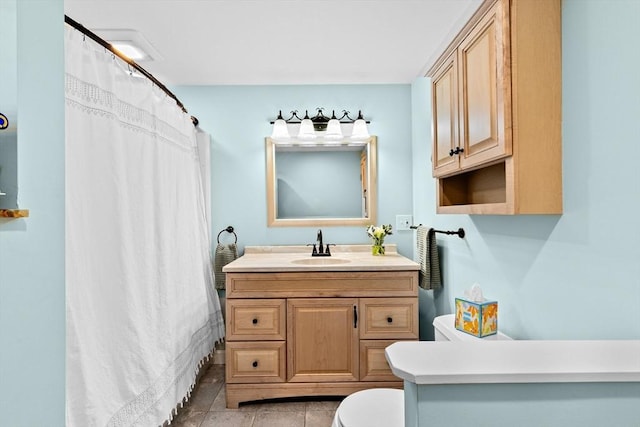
[{"left": 266, "top": 136, "right": 377, "bottom": 227}]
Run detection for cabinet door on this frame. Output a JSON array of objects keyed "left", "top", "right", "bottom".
[
  {"left": 431, "top": 52, "right": 459, "bottom": 177},
  {"left": 458, "top": 0, "right": 511, "bottom": 170},
  {"left": 287, "top": 298, "right": 359, "bottom": 383}
]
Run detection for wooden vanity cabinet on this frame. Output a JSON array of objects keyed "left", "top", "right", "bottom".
[
  {"left": 428, "top": 0, "right": 562, "bottom": 214},
  {"left": 224, "top": 270, "right": 418, "bottom": 408}
]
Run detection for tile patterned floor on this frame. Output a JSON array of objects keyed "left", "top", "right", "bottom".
[{"left": 171, "top": 363, "right": 341, "bottom": 427}]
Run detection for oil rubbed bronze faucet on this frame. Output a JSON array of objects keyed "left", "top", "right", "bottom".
[
  {"left": 317, "top": 229, "right": 323, "bottom": 253},
  {"left": 308, "top": 229, "right": 332, "bottom": 257}
]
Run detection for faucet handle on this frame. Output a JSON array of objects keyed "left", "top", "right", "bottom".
[
  {"left": 306, "top": 243, "right": 318, "bottom": 255},
  {"left": 325, "top": 244, "right": 335, "bottom": 256}
]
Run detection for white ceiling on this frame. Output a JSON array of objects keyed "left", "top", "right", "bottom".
[{"left": 64, "top": 0, "right": 482, "bottom": 86}]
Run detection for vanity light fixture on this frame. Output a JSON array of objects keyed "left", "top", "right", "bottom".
[{"left": 270, "top": 108, "right": 370, "bottom": 142}]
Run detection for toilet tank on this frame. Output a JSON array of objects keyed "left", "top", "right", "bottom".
[{"left": 433, "top": 314, "right": 512, "bottom": 341}]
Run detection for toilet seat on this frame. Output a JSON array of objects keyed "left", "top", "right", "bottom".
[{"left": 332, "top": 388, "right": 404, "bottom": 427}]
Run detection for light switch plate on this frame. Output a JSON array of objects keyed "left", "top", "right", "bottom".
[{"left": 396, "top": 215, "right": 413, "bottom": 231}]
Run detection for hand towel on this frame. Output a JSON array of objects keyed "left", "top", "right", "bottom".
[
  {"left": 214, "top": 243, "right": 238, "bottom": 290},
  {"left": 416, "top": 226, "right": 442, "bottom": 290}
]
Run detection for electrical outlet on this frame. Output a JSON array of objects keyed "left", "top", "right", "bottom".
[{"left": 396, "top": 215, "right": 413, "bottom": 231}]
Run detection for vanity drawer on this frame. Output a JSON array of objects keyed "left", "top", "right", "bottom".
[
  {"left": 226, "top": 341, "right": 286, "bottom": 384},
  {"left": 359, "top": 340, "right": 403, "bottom": 382},
  {"left": 226, "top": 299, "right": 286, "bottom": 341},
  {"left": 359, "top": 298, "right": 418, "bottom": 339}
]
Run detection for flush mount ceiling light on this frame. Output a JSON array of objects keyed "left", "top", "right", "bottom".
[
  {"left": 270, "top": 108, "right": 370, "bottom": 143},
  {"left": 93, "top": 29, "right": 162, "bottom": 61}
]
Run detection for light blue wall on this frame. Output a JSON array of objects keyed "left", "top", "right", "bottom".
[
  {"left": 173, "top": 85, "right": 415, "bottom": 257},
  {"left": 411, "top": 0, "right": 640, "bottom": 341},
  {"left": 0, "top": 0, "right": 66, "bottom": 426},
  {"left": 0, "top": 0, "right": 18, "bottom": 208},
  {"left": 0, "top": 0, "right": 637, "bottom": 424},
  {"left": 411, "top": 77, "right": 439, "bottom": 340},
  {"left": 404, "top": 381, "right": 640, "bottom": 427}
]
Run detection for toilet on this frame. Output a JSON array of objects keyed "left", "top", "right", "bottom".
[
  {"left": 332, "top": 314, "right": 512, "bottom": 426},
  {"left": 433, "top": 313, "right": 512, "bottom": 341},
  {"left": 331, "top": 388, "right": 404, "bottom": 427}
]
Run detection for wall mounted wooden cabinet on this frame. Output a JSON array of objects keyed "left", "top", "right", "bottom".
[{"left": 428, "top": 0, "right": 562, "bottom": 215}]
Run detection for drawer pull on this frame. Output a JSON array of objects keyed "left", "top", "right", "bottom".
[
  {"left": 387, "top": 316, "right": 393, "bottom": 323},
  {"left": 252, "top": 318, "right": 258, "bottom": 325},
  {"left": 252, "top": 360, "right": 259, "bottom": 368}
]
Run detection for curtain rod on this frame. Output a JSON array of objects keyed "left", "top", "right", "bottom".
[{"left": 64, "top": 15, "right": 199, "bottom": 127}]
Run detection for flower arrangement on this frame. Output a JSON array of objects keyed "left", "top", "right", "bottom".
[{"left": 366, "top": 224, "right": 393, "bottom": 255}]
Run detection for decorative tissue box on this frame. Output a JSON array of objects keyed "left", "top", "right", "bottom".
[{"left": 455, "top": 298, "right": 498, "bottom": 338}]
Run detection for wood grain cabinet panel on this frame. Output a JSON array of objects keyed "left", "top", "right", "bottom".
[
  {"left": 359, "top": 340, "right": 401, "bottom": 382},
  {"left": 432, "top": 52, "right": 459, "bottom": 177},
  {"left": 427, "top": 0, "right": 562, "bottom": 214},
  {"left": 226, "top": 299, "right": 285, "bottom": 341},
  {"left": 287, "top": 298, "right": 359, "bottom": 383},
  {"left": 226, "top": 270, "right": 417, "bottom": 298},
  {"left": 226, "top": 341, "right": 286, "bottom": 384},
  {"left": 359, "top": 298, "right": 418, "bottom": 340},
  {"left": 458, "top": 2, "right": 511, "bottom": 170}
]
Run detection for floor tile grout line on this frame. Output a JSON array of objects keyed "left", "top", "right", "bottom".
[{"left": 180, "top": 363, "right": 340, "bottom": 426}]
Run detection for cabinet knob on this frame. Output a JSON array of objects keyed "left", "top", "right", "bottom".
[
  {"left": 252, "top": 318, "right": 258, "bottom": 325},
  {"left": 387, "top": 316, "right": 393, "bottom": 323},
  {"left": 449, "top": 149, "right": 455, "bottom": 157},
  {"left": 252, "top": 360, "right": 258, "bottom": 368}
]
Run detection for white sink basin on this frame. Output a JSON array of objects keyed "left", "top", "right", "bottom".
[{"left": 291, "top": 258, "right": 351, "bottom": 266}]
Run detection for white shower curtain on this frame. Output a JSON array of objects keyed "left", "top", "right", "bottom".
[{"left": 64, "top": 26, "right": 224, "bottom": 427}]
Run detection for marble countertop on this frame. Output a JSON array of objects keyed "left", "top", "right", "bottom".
[
  {"left": 222, "top": 245, "right": 420, "bottom": 272},
  {"left": 385, "top": 340, "right": 640, "bottom": 385}
]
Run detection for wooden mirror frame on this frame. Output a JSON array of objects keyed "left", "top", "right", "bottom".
[{"left": 266, "top": 136, "right": 377, "bottom": 227}]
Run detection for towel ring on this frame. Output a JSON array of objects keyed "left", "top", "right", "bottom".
[{"left": 217, "top": 225, "right": 237, "bottom": 244}]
